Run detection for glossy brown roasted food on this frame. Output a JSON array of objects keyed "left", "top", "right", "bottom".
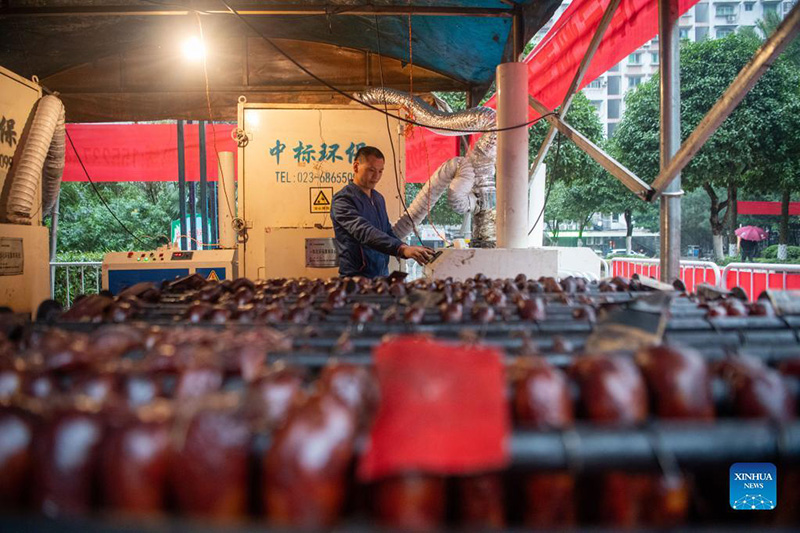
[
  {"left": 635, "top": 345, "right": 715, "bottom": 419},
  {"left": 511, "top": 357, "right": 576, "bottom": 528},
  {"left": 101, "top": 406, "right": 171, "bottom": 513},
  {"left": 374, "top": 474, "right": 446, "bottom": 531},
  {"left": 716, "top": 356, "right": 796, "bottom": 420},
  {"left": 32, "top": 409, "right": 105, "bottom": 516},
  {"left": 171, "top": 401, "right": 251, "bottom": 517},
  {"left": 0, "top": 407, "right": 34, "bottom": 508},
  {"left": 264, "top": 393, "right": 357, "bottom": 527},
  {"left": 570, "top": 354, "right": 648, "bottom": 425}
]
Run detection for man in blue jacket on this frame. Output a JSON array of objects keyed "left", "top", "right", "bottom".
[{"left": 331, "top": 146, "right": 433, "bottom": 277}]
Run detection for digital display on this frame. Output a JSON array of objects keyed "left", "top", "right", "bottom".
[{"left": 170, "top": 252, "right": 194, "bottom": 260}]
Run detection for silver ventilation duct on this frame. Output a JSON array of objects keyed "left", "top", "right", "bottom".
[
  {"left": 358, "top": 88, "right": 497, "bottom": 245},
  {"left": 5, "top": 95, "right": 66, "bottom": 224}
]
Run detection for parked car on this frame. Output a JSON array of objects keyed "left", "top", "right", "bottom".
[{"left": 606, "top": 249, "right": 648, "bottom": 258}]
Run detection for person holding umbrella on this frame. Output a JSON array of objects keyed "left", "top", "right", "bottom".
[{"left": 735, "top": 226, "right": 768, "bottom": 262}]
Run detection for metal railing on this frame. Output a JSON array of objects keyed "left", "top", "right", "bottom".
[
  {"left": 721, "top": 262, "right": 800, "bottom": 300},
  {"left": 50, "top": 261, "right": 102, "bottom": 306},
  {"left": 598, "top": 257, "right": 610, "bottom": 278},
  {"left": 610, "top": 257, "right": 721, "bottom": 289}
]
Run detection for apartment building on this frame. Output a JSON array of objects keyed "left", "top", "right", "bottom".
[{"left": 534, "top": 0, "right": 797, "bottom": 138}]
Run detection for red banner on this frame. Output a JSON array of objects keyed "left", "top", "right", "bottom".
[
  {"left": 738, "top": 201, "right": 800, "bottom": 216},
  {"left": 485, "top": 0, "right": 700, "bottom": 116},
  {"left": 63, "top": 122, "right": 455, "bottom": 184},
  {"left": 64, "top": 123, "right": 238, "bottom": 182},
  {"left": 404, "top": 128, "right": 460, "bottom": 183}
]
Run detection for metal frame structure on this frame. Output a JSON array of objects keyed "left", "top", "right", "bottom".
[
  {"left": 528, "top": 0, "right": 800, "bottom": 282},
  {"left": 0, "top": 4, "right": 516, "bottom": 18}
]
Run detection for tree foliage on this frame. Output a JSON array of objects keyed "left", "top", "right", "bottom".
[
  {"left": 611, "top": 30, "right": 800, "bottom": 259},
  {"left": 56, "top": 182, "right": 180, "bottom": 253}
]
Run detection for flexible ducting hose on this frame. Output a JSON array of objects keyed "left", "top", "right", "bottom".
[
  {"left": 5, "top": 95, "right": 66, "bottom": 224},
  {"left": 392, "top": 157, "right": 473, "bottom": 239},
  {"left": 358, "top": 88, "right": 497, "bottom": 243}
]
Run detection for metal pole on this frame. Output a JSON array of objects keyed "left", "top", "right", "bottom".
[
  {"left": 496, "top": 62, "right": 529, "bottom": 249},
  {"left": 651, "top": 1, "right": 800, "bottom": 195},
  {"left": 209, "top": 182, "right": 218, "bottom": 247},
  {"left": 659, "top": 0, "right": 681, "bottom": 283},
  {"left": 177, "top": 120, "right": 188, "bottom": 250},
  {"left": 529, "top": 0, "right": 622, "bottom": 185},
  {"left": 188, "top": 183, "right": 197, "bottom": 251},
  {"left": 199, "top": 120, "right": 209, "bottom": 249},
  {"left": 49, "top": 192, "right": 60, "bottom": 298},
  {"left": 187, "top": 122, "right": 197, "bottom": 251},
  {"left": 512, "top": 10, "right": 525, "bottom": 60}
]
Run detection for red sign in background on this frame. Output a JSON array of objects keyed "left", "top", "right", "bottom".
[{"left": 63, "top": 122, "right": 458, "bottom": 184}]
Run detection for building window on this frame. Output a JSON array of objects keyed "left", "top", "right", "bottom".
[
  {"left": 628, "top": 76, "right": 643, "bottom": 89},
  {"left": 696, "top": 26, "right": 709, "bottom": 40},
  {"left": 764, "top": 4, "right": 778, "bottom": 15},
  {"left": 651, "top": 35, "right": 659, "bottom": 44},
  {"left": 650, "top": 52, "right": 659, "bottom": 64},
  {"left": 628, "top": 52, "right": 642, "bottom": 65},
  {"left": 607, "top": 76, "right": 621, "bottom": 95},
  {"left": 586, "top": 79, "right": 603, "bottom": 89},
  {"left": 590, "top": 100, "right": 603, "bottom": 113},
  {"left": 607, "top": 99, "right": 620, "bottom": 119},
  {"left": 717, "top": 27, "right": 734, "bottom": 38},
  {"left": 607, "top": 122, "right": 618, "bottom": 138},
  {"left": 609, "top": 63, "right": 620, "bottom": 72},
  {"left": 716, "top": 5, "right": 735, "bottom": 16},
  {"left": 696, "top": 3, "right": 709, "bottom": 23},
  {"left": 744, "top": 3, "right": 754, "bottom": 11},
  {"left": 679, "top": 27, "right": 690, "bottom": 39}
]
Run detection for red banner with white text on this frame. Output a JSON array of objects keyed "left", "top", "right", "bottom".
[{"left": 63, "top": 122, "right": 457, "bottom": 184}]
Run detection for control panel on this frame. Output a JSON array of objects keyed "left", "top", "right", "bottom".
[{"left": 102, "top": 246, "right": 237, "bottom": 294}]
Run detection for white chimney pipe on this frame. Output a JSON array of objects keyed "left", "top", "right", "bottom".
[{"left": 217, "top": 151, "right": 236, "bottom": 249}]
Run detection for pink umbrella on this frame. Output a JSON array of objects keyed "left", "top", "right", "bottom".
[{"left": 735, "top": 226, "right": 768, "bottom": 241}]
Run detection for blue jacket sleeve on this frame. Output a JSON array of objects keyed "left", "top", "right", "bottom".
[{"left": 333, "top": 194, "right": 405, "bottom": 256}]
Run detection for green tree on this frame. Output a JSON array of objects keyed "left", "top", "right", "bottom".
[
  {"left": 746, "top": 12, "right": 800, "bottom": 257},
  {"left": 532, "top": 92, "right": 617, "bottom": 240},
  {"left": 612, "top": 32, "right": 800, "bottom": 260},
  {"left": 56, "top": 182, "right": 180, "bottom": 252}
]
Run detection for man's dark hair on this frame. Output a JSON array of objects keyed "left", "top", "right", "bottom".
[{"left": 355, "top": 145, "right": 385, "bottom": 162}]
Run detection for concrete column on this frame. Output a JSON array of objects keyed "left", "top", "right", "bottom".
[
  {"left": 528, "top": 162, "right": 545, "bottom": 247},
  {"left": 496, "top": 62, "right": 529, "bottom": 249},
  {"left": 217, "top": 151, "right": 237, "bottom": 249}
]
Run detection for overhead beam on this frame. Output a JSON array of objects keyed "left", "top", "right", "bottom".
[
  {"left": 0, "top": 4, "right": 514, "bottom": 18},
  {"left": 650, "top": 0, "right": 800, "bottom": 196},
  {"left": 529, "top": 96, "right": 653, "bottom": 200},
  {"left": 528, "top": 0, "right": 622, "bottom": 185}
]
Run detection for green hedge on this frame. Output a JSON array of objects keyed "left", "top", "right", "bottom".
[{"left": 761, "top": 245, "right": 800, "bottom": 261}]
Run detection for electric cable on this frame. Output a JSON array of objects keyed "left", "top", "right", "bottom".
[
  {"left": 528, "top": 133, "right": 563, "bottom": 236},
  {"left": 213, "top": 0, "right": 557, "bottom": 135},
  {"left": 65, "top": 128, "right": 151, "bottom": 248},
  {"left": 373, "top": 12, "right": 425, "bottom": 247},
  {"left": 195, "top": 11, "right": 235, "bottom": 222}
]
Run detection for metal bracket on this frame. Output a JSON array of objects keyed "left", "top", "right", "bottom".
[
  {"left": 232, "top": 127, "right": 250, "bottom": 148},
  {"left": 528, "top": 96, "right": 653, "bottom": 200}
]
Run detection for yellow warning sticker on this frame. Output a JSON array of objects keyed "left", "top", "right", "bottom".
[
  {"left": 310, "top": 187, "right": 333, "bottom": 213},
  {"left": 206, "top": 270, "right": 220, "bottom": 282}
]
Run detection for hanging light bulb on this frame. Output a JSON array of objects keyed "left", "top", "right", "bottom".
[{"left": 182, "top": 36, "right": 206, "bottom": 62}]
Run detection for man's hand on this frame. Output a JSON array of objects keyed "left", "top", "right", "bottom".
[{"left": 399, "top": 245, "right": 436, "bottom": 265}]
